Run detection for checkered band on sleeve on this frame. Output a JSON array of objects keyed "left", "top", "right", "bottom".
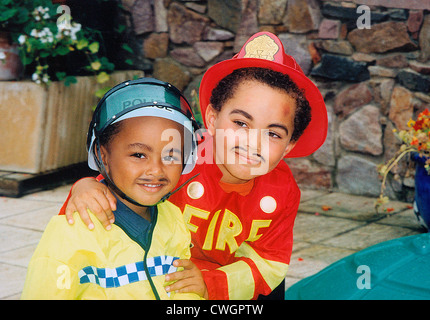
[{"left": 78, "top": 255, "right": 179, "bottom": 288}]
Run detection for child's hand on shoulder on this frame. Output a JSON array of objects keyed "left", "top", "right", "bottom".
[
  {"left": 165, "top": 259, "right": 208, "bottom": 299},
  {"left": 65, "top": 177, "right": 116, "bottom": 230}
]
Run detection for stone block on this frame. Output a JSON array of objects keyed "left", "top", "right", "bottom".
[
  {"left": 388, "top": 85, "right": 414, "bottom": 130},
  {"left": 318, "top": 19, "right": 341, "bottom": 39},
  {"left": 334, "top": 82, "right": 373, "bottom": 118},
  {"left": 258, "top": 0, "right": 288, "bottom": 25},
  {"left": 311, "top": 54, "right": 370, "bottom": 82},
  {"left": 419, "top": 15, "right": 430, "bottom": 62},
  {"left": 143, "top": 32, "right": 169, "bottom": 59},
  {"left": 278, "top": 33, "right": 313, "bottom": 75},
  {"left": 283, "top": 0, "right": 322, "bottom": 33},
  {"left": 207, "top": 0, "right": 242, "bottom": 33},
  {"left": 336, "top": 155, "right": 381, "bottom": 196},
  {"left": 168, "top": 2, "right": 209, "bottom": 44},
  {"left": 131, "top": 0, "right": 154, "bottom": 35},
  {"left": 348, "top": 21, "right": 418, "bottom": 54},
  {"left": 171, "top": 47, "right": 206, "bottom": 67},
  {"left": 285, "top": 158, "right": 333, "bottom": 189},
  {"left": 339, "top": 105, "right": 383, "bottom": 156},
  {"left": 153, "top": 58, "right": 191, "bottom": 91},
  {"left": 397, "top": 69, "right": 430, "bottom": 93}
]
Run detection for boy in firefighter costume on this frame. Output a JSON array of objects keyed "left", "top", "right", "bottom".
[
  {"left": 60, "top": 32, "right": 328, "bottom": 299},
  {"left": 21, "top": 78, "right": 203, "bottom": 300}
]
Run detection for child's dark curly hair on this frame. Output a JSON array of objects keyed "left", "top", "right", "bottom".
[{"left": 209, "top": 67, "right": 311, "bottom": 142}]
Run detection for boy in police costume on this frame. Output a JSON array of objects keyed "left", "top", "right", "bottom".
[{"left": 22, "top": 78, "right": 202, "bottom": 300}]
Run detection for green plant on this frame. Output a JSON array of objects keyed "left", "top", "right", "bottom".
[
  {"left": 375, "top": 108, "right": 430, "bottom": 212},
  {"left": 0, "top": 0, "right": 31, "bottom": 35},
  {"left": 1, "top": 0, "right": 133, "bottom": 88}
]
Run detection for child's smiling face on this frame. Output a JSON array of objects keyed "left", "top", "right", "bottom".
[
  {"left": 100, "top": 116, "right": 184, "bottom": 214},
  {"left": 206, "top": 80, "right": 297, "bottom": 184}
]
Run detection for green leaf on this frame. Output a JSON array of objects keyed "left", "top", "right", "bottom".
[
  {"left": 88, "top": 42, "right": 99, "bottom": 54},
  {"left": 96, "top": 72, "right": 109, "bottom": 84},
  {"left": 0, "top": 9, "right": 17, "bottom": 22},
  {"left": 55, "top": 72, "right": 66, "bottom": 81},
  {"left": 99, "top": 56, "right": 115, "bottom": 71},
  {"left": 39, "top": 50, "right": 51, "bottom": 58},
  {"left": 91, "top": 61, "right": 101, "bottom": 71},
  {"left": 56, "top": 46, "right": 70, "bottom": 56},
  {"left": 76, "top": 39, "right": 88, "bottom": 50},
  {"left": 95, "top": 87, "right": 110, "bottom": 98},
  {"left": 121, "top": 43, "right": 134, "bottom": 54},
  {"left": 64, "top": 76, "right": 77, "bottom": 86},
  {"left": 115, "top": 24, "right": 126, "bottom": 33},
  {"left": 125, "top": 59, "right": 133, "bottom": 65},
  {"left": 15, "top": 8, "right": 29, "bottom": 24}
]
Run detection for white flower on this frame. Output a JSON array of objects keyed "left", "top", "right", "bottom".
[
  {"left": 32, "top": 73, "right": 38, "bottom": 81},
  {"left": 0, "top": 52, "right": 6, "bottom": 60},
  {"left": 18, "top": 35, "right": 26, "bottom": 45},
  {"left": 70, "top": 22, "right": 82, "bottom": 41}
]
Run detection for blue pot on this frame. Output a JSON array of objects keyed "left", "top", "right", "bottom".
[{"left": 412, "top": 153, "right": 430, "bottom": 232}]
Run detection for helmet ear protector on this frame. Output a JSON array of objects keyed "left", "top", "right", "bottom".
[{"left": 87, "top": 77, "right": 200, "bottom": 206}]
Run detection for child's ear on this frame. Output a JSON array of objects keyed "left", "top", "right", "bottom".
[
  {"left": 205, "top": 104, "right": 218, "bottom": 136},
  {"left": 99, "top": 145, "right": 110, "bottom": 173},
  {"left": 283, "top": 141, "right": 297, "bottom": 158}
]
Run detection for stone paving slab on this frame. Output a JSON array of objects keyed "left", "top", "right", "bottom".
[
  {"left": 376, "top": 208, "right": 426, "bottom": 231},
  {"left": 0, "top": 185, "right": 70, "bottom": 299},
  {"left": 321, "top": 223, "right": 419, "bottom": 251},
  {"left": 298, "top": 192, "right": 412, "bottom": 222},
  {"left": 293, "top": 212, "right": 366, "bottom": 243},
  {"left": 0, "top": 263, "right": 27, "bottom": 300},
  {"left": 0, "top": 225, "right": 43, "bottom": 254}
]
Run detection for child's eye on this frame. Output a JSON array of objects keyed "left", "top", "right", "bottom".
[
  {"left": 162, "top": 155, "right": 181, "bottom": 163},
  {"left": 267, "top": 131, "right": 282, "bottom": 139},
  {"left": 132, "top": 153, "right": 146, "bottom": 159},
  {"left": 233, "top": 120, "right": 248, "bottom": 128}
]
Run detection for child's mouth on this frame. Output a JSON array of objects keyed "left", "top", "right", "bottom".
[
  {"left": 234, "top": 147, "right": 263, "bottom": 165},
  {"left": 138, "top": 183, "right": 165, "bottom": 193}
]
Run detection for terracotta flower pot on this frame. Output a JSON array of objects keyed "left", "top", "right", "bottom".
[{"left": 0, "top": 33, "right": 23, "bottom": 81}]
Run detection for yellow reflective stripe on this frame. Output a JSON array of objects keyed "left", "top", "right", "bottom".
[
  {"left": 235, "top": 242, "right": 289, "bottom": 291},
  {"left": 218, "top": 261, "right": 254, "bottom": 300}
]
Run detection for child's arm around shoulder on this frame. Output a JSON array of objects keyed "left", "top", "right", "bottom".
[
  {"left": 160, "top": 201, "right": 207, "bottom": 300},
  {"left": 62, "top": 177, "right": 117, "bottom": 230}
]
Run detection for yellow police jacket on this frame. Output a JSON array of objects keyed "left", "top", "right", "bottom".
[{"left": 21, "top": 200, "right": 200, "bottom": 300}]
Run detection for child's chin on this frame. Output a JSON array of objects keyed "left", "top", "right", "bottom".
[{"left": 235, "top": 164, "right": 270, "bottom": 179}]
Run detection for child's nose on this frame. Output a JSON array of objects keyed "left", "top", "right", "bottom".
[
  {"left": 146, "top": 158, "right": 165, "bottom": 177},
  {"left": 247, "top": 129, "right": 261, "bottom": 152}
]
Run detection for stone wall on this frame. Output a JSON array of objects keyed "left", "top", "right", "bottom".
[{"left": 120, "top": 0, "right": 430, "bottom": 200}]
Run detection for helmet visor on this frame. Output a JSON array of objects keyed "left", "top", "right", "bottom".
[{"left": 92, "top": 79, "right": 195, "bottom": 139}]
